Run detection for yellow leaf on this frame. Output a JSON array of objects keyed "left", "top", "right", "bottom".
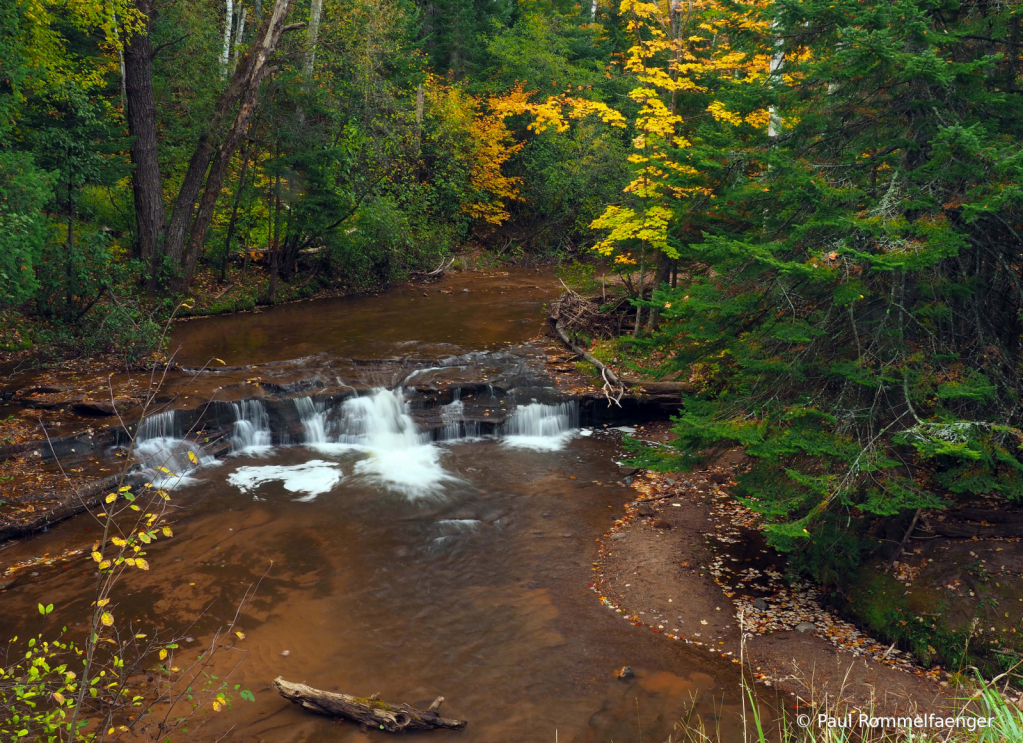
[
  {"left": 138, "top": 532, "right": 151, "bottom": 544},
  {"left": 99, "top": 561, "right": 110, "bottom": 570},
  {"left": 187, "top": 451, "right": 198, "bottom": 465},
  {"left": 157, "top": 466, "right": 171, "bottom": 474},
  {"left": 135, "top": 558, "right": 149, "bottom": 570},
  {"left": 105, "top": 493, "right": 117, "bottom": 504},
  {"left": 52, "top": 692, "right": 64, "bottom": 704},
  {"left": 162, "top": 526, "right": 173, "bottom": 537},
  {"left": 215, "top": 358, "right": 226, "bottom": 365},
  {"left": 101, "top": 612, "right": 114, "bottom": 627},
  {"left": 92, "top": 552, "right": 102, "bottom": 563},
  {"left": 96, "top": 599, "right": 109, "bottom": 607},
  {"left": 111, "top": 537, "right": 125, "bottom": 547},
  {"left": 235, "top": 631, "right": 245, "bottom": 640},
  {"left": 212, "top": 700, "right": 222, "bottom": 712},
  {"left": 159, "top": 649, "right": 167, "bottom": 661},
  {"left": 118, "top": 485, "right": 131, "bottom": 492}
]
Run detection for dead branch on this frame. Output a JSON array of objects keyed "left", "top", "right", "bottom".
[{"left": 272, "top": 678, "right": 467, "bottom": 731}]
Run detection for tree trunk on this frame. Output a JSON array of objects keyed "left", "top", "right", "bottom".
[
  {"left": 268, "top": 171, "right": 281, "bottom": 301},
  {"left": 221, "top": 0, "right": 234, "bottom": 77},
  {"left": 180, "top": 65, "right": 272, "bottom": 288},
  {"left": 645, "top": 249, "right": 672, "bottom": 332},
  {"left": 123, "top": 0, "right": 167, "bottom": 286},
  {"left": 220, "top": 138, "right": 252, "bottom": 282},
  {"left": 164, "top": 0, "right": 295, "bottom": 289},
  {"left": 273, "top": 678, "right": 467, "bottom": 731},
  {"left": 306, "top": 0, "right": 323, "bottom": 75}
]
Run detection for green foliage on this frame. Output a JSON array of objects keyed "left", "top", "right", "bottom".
[
  {"left": 0, "top": 152, "right": 51, "bottom": 306},
  {"left": 634, "top": 0, "right": 1023, "bottom": 585}
]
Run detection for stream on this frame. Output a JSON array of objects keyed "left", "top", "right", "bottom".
[{"left": 0, "top": 270, "right": 748, "bottom": 742}]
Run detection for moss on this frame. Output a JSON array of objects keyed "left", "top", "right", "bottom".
[{"left": 846, "top": 564, "right": 1021, "bottom": 685}]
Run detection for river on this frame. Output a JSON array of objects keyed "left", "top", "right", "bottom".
[{"left": 0, "top": 269, "right": 748, "bottom": 742}]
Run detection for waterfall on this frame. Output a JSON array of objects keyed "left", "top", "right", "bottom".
[
  {"left": 295, "top": 397, "right": 327, "bottom": 444},
  {"left": 438, "top": 389, "right": 480, "bottom": 440},
  {"left": 231, "top": 399, "right": 271, "bottom": 453},
  {"left": 499, "top": 401, "right": 579, "bottom": 451},
  {"left": 295, "top": 389, "right": 453, "bottom": 498},
  {"left": 136, "top": 410, "right": 178, "bottom": 440},
  {"left": 133, "top": 410, "right": 215, "bottom": 487}
]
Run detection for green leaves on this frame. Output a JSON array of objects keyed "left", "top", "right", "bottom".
[
  {"left": 633, "top": 0, "right": 1023, "bottom": 587},
  {"left": 36, "top": 604, "right": 53, "bottom": 616}
]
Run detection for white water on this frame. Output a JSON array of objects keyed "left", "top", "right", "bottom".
[
  {"left": 231, "top": 399, "right": 272, "bottom": 454},
  {"left": 133, "top": 410, "right": 217, "bottom": 488},
  {"left": 438, "top": 389, "right": 482, "bottom": 441},
  {"left": 295, "top": 389, "right": 455, "bottom": 498},
  {"left": 228, "top": 460, "right": 342, "bottom": 502},
  {"left": 499, "top": 401, "right": 578, "bottom": 451},
  {"left": 294, "top": 397, "right": 327, "bottom": 444}
]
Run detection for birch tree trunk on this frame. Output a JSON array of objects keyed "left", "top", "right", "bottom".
[
  {"left": 231, "top": 7, "right": 248, "bottom": 73},
  {"left": 305, "top": 0, "right": 323, "bottom": 75},
  {"left": 222, "top": 0, "right": 234, "bottom": 77}
]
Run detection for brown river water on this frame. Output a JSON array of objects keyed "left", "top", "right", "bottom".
[{"left": 0, "top": 270, "right": 751, "bottom": 742}]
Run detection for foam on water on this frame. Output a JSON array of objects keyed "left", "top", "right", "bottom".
[
  {"left": 499, "top": 401, "right": 578, "bottom": 451},
  {"left": 227, "top": 460, "right": 342, "bottom": 501}
]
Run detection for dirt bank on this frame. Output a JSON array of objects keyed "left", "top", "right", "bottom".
[{"left": 591, "top": 423, "right": 954, "bottom": 718}]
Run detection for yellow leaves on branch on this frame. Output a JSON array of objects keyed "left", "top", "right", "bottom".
[
  {"left": 512, "top": 96, "right": 627, "bottom": 136},
  {"left": 590, "top": 206, "right": 677, "bottom": 258}
]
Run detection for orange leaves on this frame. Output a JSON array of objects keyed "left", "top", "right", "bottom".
[{"left": 426, "top": 79, "right": 525, "bottom": 226}]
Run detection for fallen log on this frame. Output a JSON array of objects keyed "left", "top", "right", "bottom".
[{"left": 272, "top": 677, "right": 467, "bottom": 731}]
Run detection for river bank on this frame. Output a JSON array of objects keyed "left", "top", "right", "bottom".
[{"left": 1, "top": 267, "right": 1019, "bottom": 740}]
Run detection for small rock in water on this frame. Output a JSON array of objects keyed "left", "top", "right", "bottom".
[
  {"left": 753, "top": 597, "right": 768, "bottom": 611},
  {"left": 619, "top": 466, "right": 639, "bottom": 477},
  {"left": 611, "top": 532, "right": 628, "bottom": 540},
  {"left": 795, "top": 622, "right": 818, "bottom": 634},
  {"left": 637, "top": 503, "right": 655, "bottom": 517},
  {"left": 281, "top": 650, "right": 291, "bottom": 657},
  {"left": 616, "top": 666, "right": 634, "bottom": 680},
  {"left": 623, "top": 475, "right": 635, "bottom": 486},
  {"left": 462, "top": 288, "right": 469, "bottom": 293}
]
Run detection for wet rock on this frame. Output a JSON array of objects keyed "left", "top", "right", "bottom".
[
  {"left": 623, "top": 475, "right": 635, "bottom": 486},
  {"left": 652, "top": 519, "right": 672, "bottom": 530},
  {"left": 753, "top": 597, "right": 768, "bottom": 611},
  {"left": 616, "top": 666, "right": 634, "bottom": 680},
  {"left": 72, "top": 401, "right": 117, "bottom": 416},
  {"left": 611, "top": 532, "right": 628, "bottom": 540},
  {"left": 637, "top": 503, "right": 655, "bottom": 517},
  {"left": 665, "top": 478, "right": 677, "bottom": 486},
  {"left": 795, "top": 622, "right": 818, "bottom": 634},
  {"left": 619, "top": 466, "right": 639, "bottom": 477}
]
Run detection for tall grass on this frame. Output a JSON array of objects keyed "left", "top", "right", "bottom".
[{"left": 663, "top": 674, "right": 1023, "bottom": 743}]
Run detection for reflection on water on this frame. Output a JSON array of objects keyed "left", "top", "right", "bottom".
[
  {"left": 169, "top": 268, "right": 561, "bottom": 367},
  {"left": 0, "top": 434, "right": 749, "bottom": 742},
  {"left": 0, "top": 268, "right": 757, "bottom": 742}
]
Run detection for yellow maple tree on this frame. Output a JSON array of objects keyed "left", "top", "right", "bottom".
[{"left": 510, "top": 0, "right": 773, "bottom": 263}]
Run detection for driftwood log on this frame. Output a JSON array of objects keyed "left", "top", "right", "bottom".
[{"left": 273, "top": 677, "right": 467, "bottom": 731}]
